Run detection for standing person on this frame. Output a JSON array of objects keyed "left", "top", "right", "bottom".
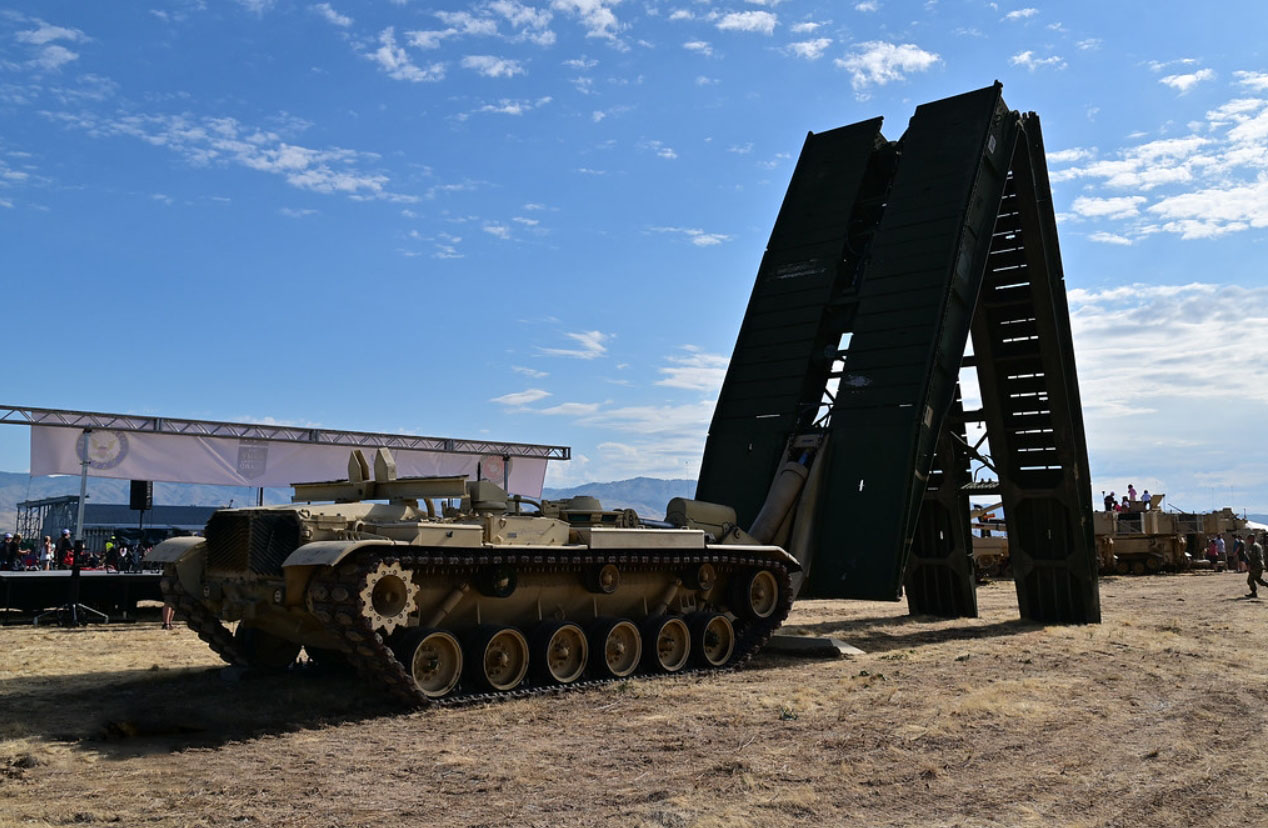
[
  {"left": 1246, "top": 534, "right": 1267, "bottom": 598},
  {"left": 1, "top": 534, "right": 15, "bottom": 571},
  {"left": 1234, "top": 535, "right": 1247, "bottom": 573},
  {"left": 56, "top": 528, "right": 74, "bottom": 569},
  {"left": 40, "top": 536, "right": 53, "bottom": 570},
  {"left": 1127, "top": 483, "right": 1137, "bottom": 502},
  {"left": 1141, "top": 490, "right": 1152, "bottom": 510},
  {"left": 1216, "top": 535, "right": 1227, "bottom": 570},
  {"left": 1103, "top": 491, "right": 1116, "bottom": 511}
]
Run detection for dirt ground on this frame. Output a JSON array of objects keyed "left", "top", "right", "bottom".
[{"left": 2, "top": 572, "right": 1267, "bottom": 828}]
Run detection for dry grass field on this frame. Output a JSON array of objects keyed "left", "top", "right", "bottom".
[{"left": 2, "top": 572, "right": 1267, "bottom": 828}]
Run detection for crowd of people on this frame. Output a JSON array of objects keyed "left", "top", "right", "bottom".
[
  {"left": 1, "top": 529, "right": 153, "bottom": 572},
  {"left": 1102, "top": 484, "right": 1153, "bottom": 512}
]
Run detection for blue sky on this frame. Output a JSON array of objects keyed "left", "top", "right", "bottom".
[{"left": 1, "top": 0, "right": 1266, "bottom": 513}]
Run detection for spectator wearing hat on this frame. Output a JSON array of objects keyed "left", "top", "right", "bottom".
[{"left": 2, "top": 533, "right": 17, "bottom": 571}]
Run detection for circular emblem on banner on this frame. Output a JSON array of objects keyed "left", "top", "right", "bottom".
[
  {"left": 76, "top": 430, "right": 130, "bottom": 470},
  {"left": 479, "top": 454, "right": 507, "bottom": 484}
]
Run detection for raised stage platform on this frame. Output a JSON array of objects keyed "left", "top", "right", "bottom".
[{"left": 0, "top": 570, "right": 163, "bottom": 620}]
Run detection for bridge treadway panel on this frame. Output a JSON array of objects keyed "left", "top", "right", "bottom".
[
  {"left": 812, "top": 85, "right": 1015, "bottom": 600},
  {"left": 698, "top": 119, "right": 883, "bottom": 526}
]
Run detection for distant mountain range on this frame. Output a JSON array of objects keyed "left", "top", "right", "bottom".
[
  {"left": 2, "top": 469, "right": 1259, "bottom": 535},
  {"left": 0, "top": 470, "right": 696, "bottom": 533},
  {"left": 541, "top": 478, "right": 696, "bottom": 520},
  {"left": 0, "top": 471, "right": 291, "bottom": 534}
]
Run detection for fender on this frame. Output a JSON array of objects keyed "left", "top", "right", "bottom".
[
  {"left": 148, "top": 536, "right": 206, "bottom": 564},
  {"left": 281, "top": 539, "right": 399, "bottom": 569},
  {"left": 148, "top": 537, "right": 207, "bottom": 599}
]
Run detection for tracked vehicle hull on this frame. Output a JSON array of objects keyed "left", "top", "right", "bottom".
[{"left": 155, "top": 501, "right": 795, "bottom": 706}]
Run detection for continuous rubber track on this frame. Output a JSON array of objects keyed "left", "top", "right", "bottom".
[
  {"left": 307, "top": 547, "right": 794, "bottom": 708},
  {"left": 160, "top": 569, "right": 248, "bottom": 667}
]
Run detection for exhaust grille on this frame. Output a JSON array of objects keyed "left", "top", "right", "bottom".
[{"left": 205, "top": 511, "right": 301, "bottom": 575}]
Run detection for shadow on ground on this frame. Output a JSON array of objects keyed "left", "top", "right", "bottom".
[
  {"left": 777, "top": 615, "right": 1041, "bottom": 655},
  {"left": 1, "top": 663, "right": 399, "bottom": 759}
]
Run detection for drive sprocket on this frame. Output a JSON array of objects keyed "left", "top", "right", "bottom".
[{"left": 358, "top": 559, "right": 418, "bottom": 635}]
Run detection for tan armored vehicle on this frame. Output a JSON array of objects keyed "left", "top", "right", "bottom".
[
  {"left": 1093, "top": 495, "right": 1189, "bottom": 575},
  {"left": 151, "top": 449, "right": 797, "bottom": 705}
]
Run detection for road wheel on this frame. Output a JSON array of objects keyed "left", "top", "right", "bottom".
[
  {"left": 641, "top": 616, "right": 691, "bottom": 673},
  {"left": 395, "top": 629, "right": 463, "bottom": 698},
  {"left": 532, "top": 621, "right": 588, "bottom": 685},
  {"left": 688, "top": 612, "right": 735, "bottom": 668},
  {"left": 465, "top": 625, "right": 529, "bottom": 692},
  {"left": 588, "top": 617, "right": 641, "bottom": 678}
]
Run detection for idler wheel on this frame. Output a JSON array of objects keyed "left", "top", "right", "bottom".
[
  {"left": 687, "top": 612, "right": 736, "bottom": 668},
  {"left": 731, "top": 568, "right": 780, "bottom": 620},
  {"left": 532, "top": 621, "right": 589, "bottom": 685},
  {"left": 359, "top": 560, "right": 418, "bottom": 636},
  {"left": 233, "top": 625, "right": 301, "bottom": 671},
  {"left": 465, "top": 625, "right": 530, "bottom": 692},
  {"left": 588, "top": 617, "right": 641, "bottom": 679},
  {"left": 640, "top": 616, "right": 691, "bottom": 673},
  {"left": 394, "top": 628, "right": 463, "bottom": 698}
]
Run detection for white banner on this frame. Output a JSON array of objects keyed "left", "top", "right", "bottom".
[{"left": 30, "top": 426, "right": 548, "bottom": 498}]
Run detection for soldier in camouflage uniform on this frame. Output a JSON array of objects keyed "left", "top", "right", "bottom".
[{"left": 1246, "top": 534, "right": 1267, "bottom": 598}]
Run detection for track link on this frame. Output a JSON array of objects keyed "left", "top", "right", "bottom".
[
  {"left": 308, "top": 548, "right": 794, "bottom": 708},
  {"left": 160, "top": 567, "right": 248, "bottom": 667}
]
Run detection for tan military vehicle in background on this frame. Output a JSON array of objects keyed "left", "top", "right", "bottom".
[
  {"left": 1093, "top": 499, "right": 1249, "bottom": 575},
  {"left": 151, "top": 448, "right": 799, "bottom": 706},
  {"left": 1094, "top": 496, "right": 1188, "bottom": 575}
]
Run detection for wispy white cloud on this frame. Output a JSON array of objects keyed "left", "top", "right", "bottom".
[
  {"left": 550, "top": 0, "right": 623, "bottom": 41},
  {"left": 1159, "top": 68, "right": 1215, "bottom": 93},
  {"left": 716, "top": 11, "right": 777, "bottom": 35},
  {"left": 483, "top": 222, "right": 511, "bottom": 239},
  {"left": 787, "top": 38, "right": 832, "bottom": 60},
  {"left": 15, "top": 20, "right": 89, "bottom": 46},
  {"left": 1235, "top": 70, "right": 1268, "bottom": 92},
  {"left": 655, "top": 346, "right": 728, "bottom": 391},
  {"left": 1087, "top": 231, "right": 1132, "bottom": 246},
  {"left": 1048, "top": 88, "right": 1268, "bottom": 240},
  {"left": 835, "top": 41, "right": 940, "bottom": 91},
  {"left": 310, "top": 3, "right": 352, "bottom": 27},
  {"left": 1003, "top": 8, "right": 1038, "bottom": 21},
  {"left": 461, "top": 55, "right": 526, "bottom": 77},
  {"left": 368, "top": 27, "right": 446, "bottom": 82},
  {"left": 41, "top": 109, "right": 415, "bottom": 202},
  {"left": 512, "top": 365, "right": 549, "bottom": 378},
  {"left": 491, "top": 388, "right": 552, "bottom": 406},
  {"left": 540, "top": 330, "right": 610, "bottom": 359},
  {"left": 279, "top": 207, "right": 319, "bottom": 217},
  {"left": 1010, "top": 50, "right": 1065, "bottom": 71},
  {"left": 683, "top": 40, "right": 713, "bottom": 56},
  {"left": 467, "top": 96, "right": 553, "bottom": 116},
  {"left": 1070, "top": 195, "right": 1146, "bottom": 219},
  {"left": 790, "top": 21, "right": 826, "bottom": 33},
  {"left": 649, "top": 226, "right": 732, "bottom": 246},
  {"left": 1047, "top": 147, "right": 1095, "bottom": 164}
]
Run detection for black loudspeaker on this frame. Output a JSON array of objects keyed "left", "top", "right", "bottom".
[{"left": 130, "top": 480, "right": 153, "bottom": 511}]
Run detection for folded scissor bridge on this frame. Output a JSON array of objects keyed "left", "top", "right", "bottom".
[{"left": 697, "top": 83, "right": 1099, "bottom": 624}]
